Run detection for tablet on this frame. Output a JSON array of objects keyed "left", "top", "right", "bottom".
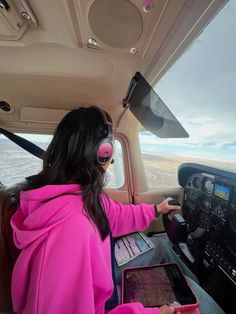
[{"left": 122, "top": 263, "right": 198, "bottom": 310}]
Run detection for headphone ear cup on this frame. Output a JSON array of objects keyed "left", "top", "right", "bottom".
[{"left": 97, "top": 139, "right": 113, "bottom": 165}]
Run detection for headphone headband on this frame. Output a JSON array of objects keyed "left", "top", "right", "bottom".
[{"left": 91, "top": 106, "right": 113, "bottom": 141}]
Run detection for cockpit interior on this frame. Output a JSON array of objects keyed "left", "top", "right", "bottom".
[{"left": 0, "top": 0, "right": 236, "bottom": 313}]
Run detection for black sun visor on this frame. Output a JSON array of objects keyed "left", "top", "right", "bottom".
[{"left": 123, "top": 72, "right": 189, "bottom": 138}]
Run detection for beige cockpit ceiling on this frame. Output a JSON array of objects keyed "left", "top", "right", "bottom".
[{"left": 0, "top": 0, "right": 227, "bottom": 133}]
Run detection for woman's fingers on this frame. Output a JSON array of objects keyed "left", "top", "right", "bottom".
[
  {"left": 168, "top": 205, "right": 181, "bottom": 211},
  {"left": 159, "top": 305, "right": 182, "bottom": 314},
  {"left": 159, "top": 305, "right": 174, "bottom": 314}
]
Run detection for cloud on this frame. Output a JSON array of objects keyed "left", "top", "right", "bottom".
[{"left": 139, "top": 131, "right": 236, "bottom": 152}]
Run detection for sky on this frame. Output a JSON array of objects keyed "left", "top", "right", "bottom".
[
  {"left": 149, "top": 0, "right": 236, "bottom": 161},
  {"left": 139, "top": 131, "right": 236, "bottom": 161}
]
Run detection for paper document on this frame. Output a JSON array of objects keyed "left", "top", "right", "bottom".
[{"left": 115, "top": 232, "right": 155, "bottom": 267}]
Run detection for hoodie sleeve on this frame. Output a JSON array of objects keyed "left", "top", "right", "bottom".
[{"left": 102, "top": 195, "right": 156, "bottom": 237}]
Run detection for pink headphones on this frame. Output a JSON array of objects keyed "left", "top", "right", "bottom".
[{"left": 92, "top": 106, "right": 113, "bottom": 165}]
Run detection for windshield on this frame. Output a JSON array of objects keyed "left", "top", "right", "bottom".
[
  {"left": 140, "top": 1, "right": 236, "bottom": 187},
  {"left": 150, "top": 0, "right": 236, "bottom": 167}
]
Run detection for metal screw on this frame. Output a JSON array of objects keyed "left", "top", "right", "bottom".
[
  {"left": 130, "top": 47, "right": 139, "bottom": 55},
  {"left": 21, "top": 11, "right": 31, "bottom": 20},
  {"left": 87, "top": 38, "right": 97, "bottom": 47}
]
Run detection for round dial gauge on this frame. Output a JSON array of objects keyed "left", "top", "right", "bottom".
[
  {"left": 202, "top": 178, "right": 214, "bottom": 195},
  {"left": 192, "top": 176, "right": 201, "bottom": 189}
]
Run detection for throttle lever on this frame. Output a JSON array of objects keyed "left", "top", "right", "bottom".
[
  {"left": 162, "top": 196, "right": 181, "bottom": 231},
  {"left": 168, "top": 199, "right": 180, "bottom": 206}
]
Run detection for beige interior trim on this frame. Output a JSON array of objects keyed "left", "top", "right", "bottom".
[
  {"left": 134, "top": 187, "right": 184, "bottom": 204},
  {"left": 104, "top": 189, "right": 130, "bottom": 204},
  {"left": 20, "top": 107, "right": 69, "bottom": 123},
  {"left": 134, "top": 187, "right": 184, "bottom": 233}
]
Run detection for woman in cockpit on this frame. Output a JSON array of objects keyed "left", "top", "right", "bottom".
[{"left": 10, "top": 106, "right": 224, "bottom": 314}]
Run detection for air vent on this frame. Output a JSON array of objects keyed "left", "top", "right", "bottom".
[{"left": 0, "top": 100, "right": 14, "bottom": 114}]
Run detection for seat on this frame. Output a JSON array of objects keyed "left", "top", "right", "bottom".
[{"left": 0, "top": 184, "right": 21, "bottom": 313}]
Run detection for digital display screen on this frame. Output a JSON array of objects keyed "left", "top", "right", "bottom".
[
  {"left": 214, "top": 184, "right": 231, "bottom": 201},
  {"left": 123, "top": 264, "right": 196, "bottom": 307}
]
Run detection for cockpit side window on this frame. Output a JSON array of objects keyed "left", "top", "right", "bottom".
[
  {"left": 0, "top": 134, "right": 50, "bottom": 186},
  {"left": 0, "top": 134, "right": 124, "bottom": 188},
  {"left": 106, "top": 139, "right": 124, "bottom": 188}
]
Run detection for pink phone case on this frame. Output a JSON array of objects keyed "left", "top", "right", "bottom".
[{"left": 121, "top": 262, "right": 200, "bottom": 314}]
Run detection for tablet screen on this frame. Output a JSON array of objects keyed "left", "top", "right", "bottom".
[{"left": 123, "top": 264, "right": 197, "bottom": 307}]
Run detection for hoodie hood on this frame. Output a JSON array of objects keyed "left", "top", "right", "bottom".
[{"left": 11, "top": 184, "right": 82, "bottom": 249}]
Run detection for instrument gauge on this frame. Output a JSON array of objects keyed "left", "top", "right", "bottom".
[
  {"left": 202, "top": 178, "right": 214, "bottom": 195},
  {"left": 192, "top": 176, "right": 201, "bottom": 189}
]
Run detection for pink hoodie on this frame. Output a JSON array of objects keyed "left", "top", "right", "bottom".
[{"left": 11, "top": 184, "right": 159, "bottom": 314}]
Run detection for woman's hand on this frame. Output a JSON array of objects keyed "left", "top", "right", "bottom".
[
  {"left": 159, "top": 305, "right": 180, "bottom": 314},
  {"left": 157, "top": 197, "right": 181, "bottom": 215}
]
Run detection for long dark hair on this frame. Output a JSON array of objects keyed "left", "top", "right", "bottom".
[{"left": 24, "top": 106, "right": 111, "bottom": 240}]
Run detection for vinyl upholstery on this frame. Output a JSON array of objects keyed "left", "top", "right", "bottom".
[{"left": 0, "top": 184, "right": 21, "bottom": 313}]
